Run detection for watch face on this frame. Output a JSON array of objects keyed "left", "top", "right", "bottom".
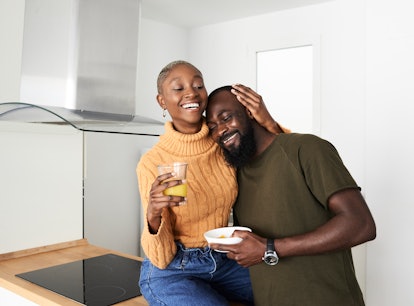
[
  {"left": 264, "top": 252, "right": 278, "bottom": 265},
  {"left": 266, "top": 256, "right": 278, "bottom": 264}
]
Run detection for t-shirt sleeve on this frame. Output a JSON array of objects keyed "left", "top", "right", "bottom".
[{"left": 298, "top": 135, "right": 359, "bottom": 209}]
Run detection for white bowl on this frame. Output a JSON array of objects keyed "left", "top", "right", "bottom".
[{"left": 204, "top": 226, "right": 252, "bottom": 245}]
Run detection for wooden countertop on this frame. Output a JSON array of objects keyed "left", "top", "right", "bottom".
[{"left": 0, "top": 239, "right": 148, "bottom": 305}]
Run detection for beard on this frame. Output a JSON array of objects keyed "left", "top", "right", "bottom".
[{"left": 220, "top": 125, "right": 256, "bottom": 168}]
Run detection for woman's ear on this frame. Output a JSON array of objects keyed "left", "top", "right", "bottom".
[{"left": 157, "top": 94, "right": 166, "bottom": 110}]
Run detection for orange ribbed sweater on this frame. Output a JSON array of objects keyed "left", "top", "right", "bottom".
[{"left": 137, "top": 121, "right": 237, "bottom": 269}]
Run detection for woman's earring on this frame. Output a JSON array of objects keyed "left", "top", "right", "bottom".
[{"left": 162, "top": 108, "right": 166, "bottom": 118}]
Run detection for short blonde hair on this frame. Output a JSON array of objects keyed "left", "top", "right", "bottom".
[{"left": 157, "top": 60, "right": 203, "bottom": 94}]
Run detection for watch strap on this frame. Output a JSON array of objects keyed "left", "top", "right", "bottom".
[{"left": 267, "top": 238, "right": 275, "bottom": 251}]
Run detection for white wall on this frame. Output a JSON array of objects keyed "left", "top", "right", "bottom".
[
  {"left": 365, "top": 0, "right": 414, "bottom": 305},
  {"left": 135, "top": 18, "right": 189, "bottom": 121},
  {"left": 189, "top": 1, "right": 366, "bottom": 178},
  {"left": 0, "top": 0, "right": 25, "bottom": 102}
]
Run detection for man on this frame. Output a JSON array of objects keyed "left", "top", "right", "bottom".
[{"left": 205, "top": 84, "right": 376, "bottom": 306}]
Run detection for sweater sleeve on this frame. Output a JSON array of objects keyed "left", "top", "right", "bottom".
[{"left": 137, "top": 156, "right": 177, "bottom": 269}]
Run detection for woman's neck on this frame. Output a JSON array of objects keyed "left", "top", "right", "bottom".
[{"left": 171, "top": 119, "right": 203, "bottom": 134}]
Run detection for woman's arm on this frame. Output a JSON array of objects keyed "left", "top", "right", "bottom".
[{"left": 137, "top": 161, "right": 183, "bottom": 269}]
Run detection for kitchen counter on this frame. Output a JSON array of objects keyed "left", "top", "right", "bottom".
[{"left": 0, "top": 239, "right": 148, "bottom": 305}]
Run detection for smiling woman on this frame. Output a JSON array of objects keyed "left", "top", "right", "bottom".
[
  {"left": 136, "top": 60, "right": 255, "bottom": 305},
  {"left": 155, "top": 61, "right": 207, "bottom": 134}
]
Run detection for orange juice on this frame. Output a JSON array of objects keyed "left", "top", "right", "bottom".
[{"left": 163, "top": 182, "right": 187, "bottom": 197}]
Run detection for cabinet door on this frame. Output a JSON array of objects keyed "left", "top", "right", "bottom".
[
  {"left": 83, "top": 131, "right": 159, "bottom": 256},
  {"left": 0, "top": 122, "right": 83, "bottom": 254}
]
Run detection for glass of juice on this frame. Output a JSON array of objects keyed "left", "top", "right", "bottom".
[{"left": 157, "top": 162, "right": 188, "bottom": 200}]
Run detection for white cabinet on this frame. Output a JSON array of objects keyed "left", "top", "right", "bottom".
[
  {"left": 0, "top": 122, "right": 83, "bottom": 254},
  {"left": 0, "top": 121, "right": 161, "bottom": 256},
  {"left": 83, "top": 131, "right": 159, "bottom": 256}
]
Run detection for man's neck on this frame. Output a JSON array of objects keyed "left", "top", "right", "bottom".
[{"left": 252, "top": 123, "right": 277, "bottom": 158}]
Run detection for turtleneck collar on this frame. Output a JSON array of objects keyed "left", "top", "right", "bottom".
[{"left": 158, "top": 120, "right": 216, "bottom": 156}]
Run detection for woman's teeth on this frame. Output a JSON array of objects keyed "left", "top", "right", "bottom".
[{"left": 182, "top": 103, "right": 199, "bottom": 109}]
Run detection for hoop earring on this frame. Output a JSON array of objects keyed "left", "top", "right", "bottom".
[{"left": 162, "top": 108, "right": 166, "bottom": 118}]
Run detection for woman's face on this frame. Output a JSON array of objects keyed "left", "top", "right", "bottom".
[{"left": 157, "top": 64, "right": 208, "bottom": 133}]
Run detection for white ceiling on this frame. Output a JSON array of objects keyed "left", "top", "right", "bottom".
[{"left": 141, "top": 0, "right": 333, "bottom": 28}]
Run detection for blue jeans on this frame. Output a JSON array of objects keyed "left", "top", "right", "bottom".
[{"left": 139, "top": 243, "right": 254, "bottom": 305}]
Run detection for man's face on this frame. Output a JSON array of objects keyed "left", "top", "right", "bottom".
[{"left": 206, "top": 90, "right": 256, "bottom": 168}]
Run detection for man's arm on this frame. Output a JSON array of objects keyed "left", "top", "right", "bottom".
[
  {"left": 274, "top": 188, "right": 376, "bottom": 258},
  {"left": 210, "top": 188, "right": 376, "bottom": 267}
]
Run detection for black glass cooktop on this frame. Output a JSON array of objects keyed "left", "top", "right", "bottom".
[{"left": 16, "top": 254, "right": 142, "bottom": 306}]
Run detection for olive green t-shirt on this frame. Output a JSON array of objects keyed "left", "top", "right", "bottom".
[{"left": 234, "top": 133, "right": 365, "bottom": 306}]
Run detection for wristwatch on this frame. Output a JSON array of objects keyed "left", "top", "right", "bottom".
[{"left": 263, "top": 238, "right": 279, "bottom": 265}]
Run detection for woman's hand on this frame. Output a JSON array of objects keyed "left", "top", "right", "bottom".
[
  {"left": 231, "top": 84, "right": 286, "bottom": 135},
  {"left": 147, "top": 173, "right": 185, "bottom": 233}
]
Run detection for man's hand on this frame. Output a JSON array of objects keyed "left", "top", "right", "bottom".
[{"left": 210, "top": 231, "right": 267, "bottom": 267}]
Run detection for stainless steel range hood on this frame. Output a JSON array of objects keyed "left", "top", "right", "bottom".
[{"left": 20, "top": 0, "right": 142, "bottom": 117}]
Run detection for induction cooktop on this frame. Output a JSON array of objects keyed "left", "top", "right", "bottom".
[{"left": 16, "top": 254, "right": 142, "bottom": 306}]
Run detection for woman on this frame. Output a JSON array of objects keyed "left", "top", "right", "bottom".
[{"left": 136, "top": 60, "right": 285, "bottom": 305}]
